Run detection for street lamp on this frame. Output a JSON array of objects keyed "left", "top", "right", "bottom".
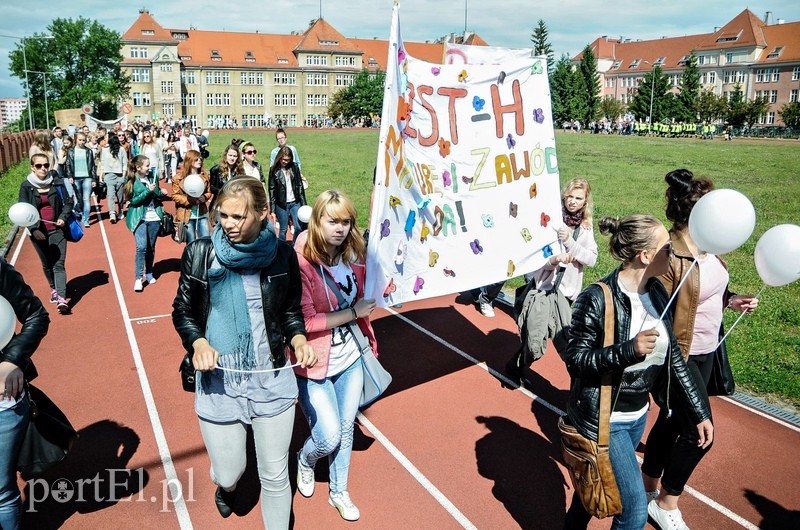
[
  {"left": 26, "top": 70, "right": 51, "bottom": 130},
  {"left": 642, "top": 60, "right": 657, "bottom": 135},
  {"left": 0, "top": 33, "right": 53, "bottom": 130}
]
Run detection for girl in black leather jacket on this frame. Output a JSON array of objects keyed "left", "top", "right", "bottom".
[
  {"left": 563, "top": 215, "right": 712, "bottom": 530},
  {"left": 0, "top": 259, "right": 50, "bottom": 529}
]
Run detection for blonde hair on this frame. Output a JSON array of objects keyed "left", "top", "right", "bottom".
[
  {"left": 303, "top": 190, "right": 365, "bottom": 267},
  {"left": 563, "top": 177, "right": 594, "bottom": 222},
  {"left": 210, "top": 177, "right": 269, "bottom": 230},
  {"left": 598, "top": 214, "right": 663, "bottom": 264}
]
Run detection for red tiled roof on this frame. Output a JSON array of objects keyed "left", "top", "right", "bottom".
[
  {"left": 121, "top": 10, "right": 176, "bottom": 43},
  {"left": 759, "top": 21, "right": 800, "bottom": 63},
  {"left": 695, "top": 9, "right": 767, "bottom": 50},
  {"left": 173, "top": 31, "right": 303, "bottom": 68},
  {"left": 294, "top": 18, "right": 361, "bottom": 53}
]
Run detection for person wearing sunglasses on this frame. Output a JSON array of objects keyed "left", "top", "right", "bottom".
[
  {"left": 268, "top": 146, "right": 307, "bottom": 242},
  {"left": 240, "top": 142, "right": 265, "bottom": 183},
  {"left": 18, "top": 154, "right": 75, "bottom": 314},
  {"left": 563, "top": 214, "right": 712, "bottom": 530},
  {"left": 641, "top": 170, "right": 758, "bottom": 530}
]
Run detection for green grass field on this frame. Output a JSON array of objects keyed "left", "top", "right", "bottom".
[{"left": 2, "top": 130, "right": 798, "bottom": 407}]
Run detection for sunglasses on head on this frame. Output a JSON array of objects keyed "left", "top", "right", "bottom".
[
  {"left": 244, "top": 149, "right": 257, "bottom": 155},
  {"left": 34, "top": 163, "right": 50, "bottom": 169}
]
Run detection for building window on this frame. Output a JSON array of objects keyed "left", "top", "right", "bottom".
[
  {"left": 319, "top": 40, "right": 339, "bottom": 46},
  {"left": 132, "top": 92, "right": 142, "bottom": 106},
  {"left": 726, "top": 52, "right": 734, "bottom": 63},
  {"left": 141, "top": 30, "right": 154, "bottom": 36},
  {"left": 241, "top": 93, "right": 265, "bottom": 106},
  {"left": 605, "top": 77, "right": 614, "bottom": 88},
  {"left": 130, "top": 47, "right": 149, "bottom": 59},
  {"left": 654, "top": 56, "right": 665, "bottom": 66},
  {"left": 770, "top": 90, "right": 778, "bottom": 103},
  {"left": 770, "top": 68, "right": 779, "bottom": 82},
  {"left": 767, "top": 112, "right": 775, "bottom": 124},
  {"left": 335, "top": 56, "right": 357, "bottom": 66},
  {"left": 162, "top": 103, "right": 175, "bottom": 117},
  {"left": 335, "top": 74, "right": 355, "bottom": 86},
  {"left": 205, "top": 71, "right": 230, "bottom": 84},
  {"left": 159, "top": 63, "right": 173, "bottom": 72},
  {"left": 273, "top": 73, "right": 296, "bottom": 85},
  {"left": 629, "top": 59, "right": 641, "bottom": 69},
  {"left": 241, "top": 72, "right": 264, "bottom": 85},
  {"left": 273, "top": 114, "right": 297, "bottom": 127},
  {"left": 305, "top": 55, "right": 328, "bottom": 66},
  {"left": 142, "top": 93, "right": 151, "bottom": 106},
  {"left": 273, "top": 94, "right": 297, "bottom": 107},
  {"left": 755, "top": 90, "right": 763, "bottom": 101},
  {"left": 708, "top": 71, "right": 716, "bottom": 84},
  {"left": 767, "top": 47, "right": 783, "bottom": 60},
  {"left": 205, "top": 93, "right": 231, "bottom": 106},
  {"left": 130, "top": 68, "right": 150, "bottom": 83},
  {"left": 793, "top": 67, "right": 800, "bottom": 81},
  {"left": 306, "top": 73, "right": 328, "bottom": 86},
  {"left": 161, "top": 81, "right": 174, "bottom": 94},
  {"left": 182, "top": 71, "right": 196, "bottom": 84},
  {"left": 791, "top": 89, "right": 798, "bottom": 103},
  {"left": 756, "top": 69, "right": 764, "bottom": 83},
  {"left": 181, "top": 93, "right": 196, "bottom": 106},
  {"left": 610, "top": 60, "right": 622, "bottom": 70},
  {"left": 307, "top": 93, "right": 328, "bottom": 106}
]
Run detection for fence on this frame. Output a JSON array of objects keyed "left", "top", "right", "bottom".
[{"left": 0, "top": 130, "right": 35, "bottom": 174}]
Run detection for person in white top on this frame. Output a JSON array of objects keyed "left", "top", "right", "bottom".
[{"left": 178, "top": 124, "right": 199, "bottom": 160}]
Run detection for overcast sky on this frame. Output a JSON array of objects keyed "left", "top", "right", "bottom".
[{"left": 2, "top": 0, "right": 799, "bottom": 98}]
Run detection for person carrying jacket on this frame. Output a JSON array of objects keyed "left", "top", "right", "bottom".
[{"left": 562, "top": 214, "right": 712, "bottom": 530}]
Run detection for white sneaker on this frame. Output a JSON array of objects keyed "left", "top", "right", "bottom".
[
  {"left": 329, "top": 491, "right": 360, "bottom": 521},
  {"left": 296, "top": 453, "right": 315, "bottom": 498},
  {"left": 479, "top": 302, "right": 496, "bottom": 318},
  {"left": 134, "top": 279, "right": 143, "bottom": 292},
  {"left": 146, "top": 273, "right": 156, "bottom": 284},
  {"left": 646, "top": 489, "right": 660, "bottom": 503},
  {"left": 648, "top": 499, "right": 689, "bottom": 530}
]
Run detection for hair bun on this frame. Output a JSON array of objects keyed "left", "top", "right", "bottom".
[
  {"left": 665, "top": 169, "right": 694, "bottom": 196},
  {"left": 598, "top": 216, "right": 620, "bottom": 235}
]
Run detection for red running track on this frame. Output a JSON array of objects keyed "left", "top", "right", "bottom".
[{"left": 8, "top": 203, "right": 800, "bottom": 529}]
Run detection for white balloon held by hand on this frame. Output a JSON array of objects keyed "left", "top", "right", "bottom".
[
  {"left": 8, "top": 203, "right": 40, "bottom": 227},
  {"left": 688, "top": 189, "right": 755, "bottom": 255}
]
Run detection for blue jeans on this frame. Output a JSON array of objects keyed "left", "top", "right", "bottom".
[
  {"left": 134, "top": 220, "right": 160, "bottom": 279},
  {"left": 0, "top": 397, "right": 30, "bottom": 530},
  {"left": 297, "top": 357, "right": 363, "bottom": 494},
  {"left": 563, "top": 413, "right": 648, "bottom": 530},
  {"left": 74, "top": 177, "right": 94, "bottom": 222},
  {"left": 274, "top": 201, "right": 304, "bottom": 241},
  {"left": 186, "top": 216, "right": 210, "bottom": 244}
]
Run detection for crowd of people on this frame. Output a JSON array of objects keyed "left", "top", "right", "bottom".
[{"left": 6, "top": 122, "right": 760, "bottom": 530}]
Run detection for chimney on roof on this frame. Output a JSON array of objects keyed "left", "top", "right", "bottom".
[
  {"left": 139, "top": 8, "right": 147, "bottom": 14},
  {"left": 777, "top": 18, "right": 785, "bottom": 25},
  {"left": 764, "top": 11, "right": 773, "bottom": 25},
  {"left": 714, "top": 27, "right": 720, "bottom": 32}
]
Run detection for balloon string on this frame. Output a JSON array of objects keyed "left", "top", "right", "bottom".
[
  {"left": 714, "top": 284, "right": 767, "bottom": 349},
  {"left": 214, "top": 361, "right": 302, "bottom": 374},
  {"left": 654, "top": 256, "right": 699, "bottom": 327}
]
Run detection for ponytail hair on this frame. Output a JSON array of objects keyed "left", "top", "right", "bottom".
[
  {"left": 664, "top": 169, "right": 714, "bottom": 232},
  {"left": 124, "top": 155, "right": 150, "bottom": 199}
]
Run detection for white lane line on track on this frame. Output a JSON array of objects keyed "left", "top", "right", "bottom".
[
  {"left": 8, "top": 228, "right": 27, "bottom": 265},
  {"left": 720, "top": 396, "right": 800, "bottom": 434},
  {"left": 357, "top": 413, "right": 478, "bottom": 530},
  {"left": 129, "top": 313, "right": 173, "bottom": 322},
  {"left": 93, "top": 208, "right": 193, "bottom": 529},
  {"left": 386, "top": 308, "right": 759, "bottom": 530}
]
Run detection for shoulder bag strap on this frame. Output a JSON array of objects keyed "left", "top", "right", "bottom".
[
  {"left": 314, "top": 263, "right": 347, "bottom": 308},
  {"left": 596, "top": 281, "right": 614, "bottom": 448},
  {"left": 550, "top": 225, "right": 581, "bottom": 294}
]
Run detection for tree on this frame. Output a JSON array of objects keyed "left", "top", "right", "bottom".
[
  {"left": 778, "top": 101, "right": 800, "bottom": 127},
  {"left": 599, "top": 96, "right": 626, "bottom": 121},
  {"left": 676, "top": 54, "right": 700, "bottom": 122},
  {"left": 530, "top": 20, "right": 554, "bottom": 74},
  {"left": 628, "top": 66, "right": 671, "bottom": 125},
  {"left": 577, "top": 45, "right": 600, "bottom": 125},
  {"left": 726, "top": 84, "right": 747, "bottom": 126},
  {"left": 742, "top": 97, "right": 770, "bottom": 128},
  {"left": 549, "top": 54, "right": 587, "bottom": 125},
  {"left": 8, "top": 17, "right": 129, "bottom": 128},
  {"left": 696, "top": 89, "right": 728, "bottom": 123},
  {"left": 327, "top": 69, "right": 386, "bottom": 121}
]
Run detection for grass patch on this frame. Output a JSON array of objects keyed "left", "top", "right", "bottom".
[{"left": 2, "top": 131, "right": 798, "bottom": 406}]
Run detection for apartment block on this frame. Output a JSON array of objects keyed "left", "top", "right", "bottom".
[{"left": 0, "top": 98, "right": 28, "bottom": 129}]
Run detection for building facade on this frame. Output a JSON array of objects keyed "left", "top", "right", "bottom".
[
  {"left": 580, "top": 9, "right": 800, "bottom": 126},
  {"left": 0, "top": 98, "right": 28, "bottom": 129},
  {"left": 120, "top": 10, "right": 485, "bottom": 128}
]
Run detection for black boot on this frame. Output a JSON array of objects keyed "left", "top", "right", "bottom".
[
  {"left": 504, "top": 348, "right": 526, "bottom": 387},
  {"left": 215, "top": 486, "right": 236, "bottom": 518}
]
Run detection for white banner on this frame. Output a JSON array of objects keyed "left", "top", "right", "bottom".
[{"left": 365, "top": 4, "right": 562, "bottom": 307}]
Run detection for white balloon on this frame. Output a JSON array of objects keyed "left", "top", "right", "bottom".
[
  {"left": 201, "top": 130, "right": 209, "bottom": 138},
  {"left": 754, "top": 224, "right": 800, "bottom": 287},
  {"left": 297, "top": 205, "right": 313, "bottom": 224},
  {"left": 183, "top": 174, "right": 205, "bottom": 198},
  {"left": 0, "top": 296, "right": 15, "bottom": 351},
  {"left": 8, "top": 202, "right": 40, "bottom": 227},
  {"left": 688, "top": 189, "right": 755, "bottom": 255}
]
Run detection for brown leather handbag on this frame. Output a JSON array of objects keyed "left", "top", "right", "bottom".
[{"left": 558, "top": 282, "right": 622, "bottom": 518}]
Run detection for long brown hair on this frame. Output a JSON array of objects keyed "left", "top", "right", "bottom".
[
  {"left": 124, "top": 155, "right": 150, "bottom": 198},
  {"left": 269, "top": 146, "right": 293, "bottom": 176},
  {"left": 218, "top": 144, "right": 244, "bottom": 177},
  {"left": 178, "top": 149, "right": 207, "bottom": 179},
  {"left": 303, "top": 190, "right": 365, "bottom": 267}
]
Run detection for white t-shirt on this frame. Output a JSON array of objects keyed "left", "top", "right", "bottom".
[
  {"left": 326, "top": 261, "right": 361, "bottom": 376},
  {"left": 283, "top": 169, "right": 297, "bottom": 203}
]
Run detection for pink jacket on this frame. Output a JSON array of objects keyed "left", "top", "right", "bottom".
[{"left": 292, "top": 250, "right": 378, "bottom": 380}]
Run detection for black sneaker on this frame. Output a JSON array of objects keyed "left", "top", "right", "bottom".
[{"left": 214, "top": 486, "right": 236, "bottom": 518}]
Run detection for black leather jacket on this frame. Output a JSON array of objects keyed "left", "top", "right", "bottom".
[
  {"left": 65, "top": 146, "right": 97, "bottom": 181},
  {"left": 171, "top": 237, "right": 306, "bottom": 367},
  {"left": 209, "top": 164, "right": 235, "bottom": 197},
  {"left": 19, "top": 175, "right": 75, "bottom": 237},
  {"left": 268, "top": 163, "right": 306, "bottom": 209},
  {"left": 564, "top": 268, "right": 711, "bottom": 442},
  {"left": 0, "top": 259, "right": 50, "bottom": 381}
]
